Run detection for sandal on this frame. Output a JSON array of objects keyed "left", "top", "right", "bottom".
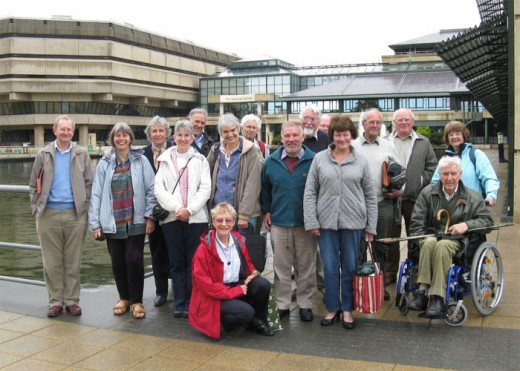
[
  {"left": 131, "top": 303, "right": 146, "bottom": 319},
  {"left": 113, "top": 299, "right": 130, "bottom": 315}
]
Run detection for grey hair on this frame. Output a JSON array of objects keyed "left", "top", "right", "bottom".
[
  {"left": 360, "top": 108, "right": 383, "bottom": 124},
  {"left": 144, "top": 116, "right": 171, "bottom": 141},
  {"left": 438, "top": 156, "right": 462, "bottom": 173},
  {"left": 299, "top": 104, "right": 322, "bottom": 120},
  {"left": 188, "top": 108, "right": 208, "bottom": 119},
  {"left": 281, "top": 120, "right": 303, "bottom": 134},
  {"left": 392, "top": 108, "right": 415, "bottom": 122},
  {"left": 218, "top": 113, "right": 240, "bottom": 135},
  {"left": 240, "top": 114, "right": 262, "bottom": 130},
  {"left": 174, "top": 119, "right": 195, "bottom": 139},
  {"left": 210, "top": 202, "right": 237, "bottom": 221},
  {"left": 109, "top": 122, "right": 134, "bottom": 147},
  {"left": 54, "top": 115, "right": 75, "bottom": 131}
]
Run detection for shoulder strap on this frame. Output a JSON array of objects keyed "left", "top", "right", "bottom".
[
  {"left": 468, "top": 147, "right": 486, "bottom": 198},
  {"left": 258, "top": 140, "right": 266, "bottom": 156}
]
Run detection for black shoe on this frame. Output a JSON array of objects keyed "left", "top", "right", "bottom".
[
  {"left": 407, "top": 290, "right": 428, "bottom": 311},
  {"left": 384, "top": 289, "right": 390, "bottom": 301},
  {"left": 277, "top": 309, "right": 290, "bottom": 319},
  {"left": 252, "top": 318, "right": 274, "bottom": 336},
  {"left": 154, "top": 295, "right": 167, "bottom": 307},
  {"left": 299, "top": 308, "right": 313, "bottom": 322},
  {"left": 320, "top": 311, "right": 341, "bottom": 326},
  {"left": 342, "top": 320, "right": 356, "bottom": 330},
  {"left": 173, "top": 310, "right": 183, "bottom": 318},
  {"left": 182, "top": 310, "right": 189, "bottom": 319},
  {"left": 424, "top": 295, "right": 446, "bottom": 319}
]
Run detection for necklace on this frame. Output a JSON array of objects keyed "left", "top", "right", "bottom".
[{"left": 216, "top": 237, "right": 232, "bottom": 266}]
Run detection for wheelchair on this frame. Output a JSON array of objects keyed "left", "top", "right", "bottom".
[{"left": 395, "top": 233, "right": 504, "bottom": 327}]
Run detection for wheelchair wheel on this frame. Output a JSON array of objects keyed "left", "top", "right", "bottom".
[
  {"left": 395, "top": 293, "right": 409, "bottom": 315},
  {"left": 470, "top": 242, "right": 504, "bottom": 316},
  {"left": 444, "top": 301, "right": 467, "bottom": 327}
]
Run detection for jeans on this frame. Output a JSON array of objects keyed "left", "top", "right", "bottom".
[
  {"left": 318, "top": 229, "right": 363, "bottom": 312},
  {"left": 162, "top": 220, "right": 207, "bottom": 312}
]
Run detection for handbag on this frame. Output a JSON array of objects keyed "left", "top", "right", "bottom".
[
  {"left": 353, "top": 242, "right": 384, "bottom": 314},
  {"left": 242, "top": 223, "right": 267, "bottom": 273},
  {"left": 153, "top": 156, "right": 192, "bottom": 221}
]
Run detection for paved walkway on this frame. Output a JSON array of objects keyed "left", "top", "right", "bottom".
[{"left": 0, "top": 147, "right": 518, "bottom": 370}]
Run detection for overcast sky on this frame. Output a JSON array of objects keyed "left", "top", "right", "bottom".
[{"left": 3, "top": 0, "right": 481, "bottom": 66}]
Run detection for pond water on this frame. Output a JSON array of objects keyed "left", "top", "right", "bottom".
[{"left": 0, "top": 159, "right": 152, "bottom": 291}]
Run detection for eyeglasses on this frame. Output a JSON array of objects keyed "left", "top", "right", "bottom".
[{"left": 214, "top": 218, "right": 234, "bottom": 225}]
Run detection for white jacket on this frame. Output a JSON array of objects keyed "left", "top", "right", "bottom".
[{"left": 155, "top": 146, "right": 211, "bottom": 224}]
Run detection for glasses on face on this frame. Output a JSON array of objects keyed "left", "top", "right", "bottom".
[
  {"left": 214, "top": 218, "right": 234, "bottom": 225},
  {"left": 302, "top": 116, "right": 318, "bottom": 123}
]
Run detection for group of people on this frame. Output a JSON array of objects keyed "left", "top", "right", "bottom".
[{"left": 29, "top": 103, "right": 499, "bottom": 338}]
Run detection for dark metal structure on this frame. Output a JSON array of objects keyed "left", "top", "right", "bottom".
[{"left": 437, "top": 0, "right": 508, "bottom": 130}]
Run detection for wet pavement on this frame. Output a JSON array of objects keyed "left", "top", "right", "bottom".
[{"left": 0, "top": 147, "right": 518, "bottom": 370}]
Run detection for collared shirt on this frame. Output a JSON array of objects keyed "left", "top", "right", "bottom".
[
  {"left": 152, "top": 144, "right": 166, "bottom": 169},
  {"left": 219, "top": 141, "right": 241, "bottom": 167},
  {"left": 442, "top": 184, "right": 459, "bottom": 201},
  {"left": 215, "top": 235, "right": 241, "bottom": 284},
  {"left": 281, "top": 147, "right": 305, "bottom": 160},
  {"left": 390, "top": 130, "right": 414, "bottom": 166},
  {"left": 54, "top": 140, "right": 72, "bottom": 154},
  {"left": 194, "top": 134, "right": 205, "bottom": 149}
]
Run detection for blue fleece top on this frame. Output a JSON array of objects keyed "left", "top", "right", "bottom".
[
  {"left": 261, "top": 146, "right": 315, "bottom": 227},
  {"left": 431, "top": 143, "right": 500, "bottom": 201}
]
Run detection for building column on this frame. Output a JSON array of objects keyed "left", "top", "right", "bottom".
[
  {"left": 34, "top": 125, "right": 45, "bottom": 148},
  {"left": 78, "top": 125, "right": 89, "bottom": 146}
]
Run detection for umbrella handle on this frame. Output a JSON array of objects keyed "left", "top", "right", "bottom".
[{"left": 436, "top": 209, "right": 451, "bottom": 233}]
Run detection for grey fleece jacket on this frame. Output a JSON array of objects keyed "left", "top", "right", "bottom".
[{"left": 303, "top": 145, "right": 377, "bottom": 235}]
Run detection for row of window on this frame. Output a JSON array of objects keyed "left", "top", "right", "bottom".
[{"left": 0, "top": 102, "right": 188, "bottom": 117}]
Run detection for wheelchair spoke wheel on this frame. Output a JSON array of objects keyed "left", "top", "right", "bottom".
[
  {"left": 444, "top": 301, "right": 467, "bottom": 327},
  {"left": 395, "top": 293, "right": 409, "bottom": 315},
  {"left": 471, "top": 242, "right": 504, "bottom": 316}
]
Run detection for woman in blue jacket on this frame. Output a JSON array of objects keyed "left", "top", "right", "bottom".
[
  {"left": 431, "top": 121, "right": 499, "bottom": 206},
  {"left": 89, "top": 122, "right": 156, "bottom": 319}
]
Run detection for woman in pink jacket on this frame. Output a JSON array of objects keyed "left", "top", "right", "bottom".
[{"left": 189, "top": 203, "right": 273, "bottom": 339}]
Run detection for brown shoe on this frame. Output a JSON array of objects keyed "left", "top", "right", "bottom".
[
  {"left": 66, "top": 304, "right": 82, "bottom": 316},
  {"left": 47, "top": 306, "right": 63, "bottom": 317}
]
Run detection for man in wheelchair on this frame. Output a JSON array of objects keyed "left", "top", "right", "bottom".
[{"left": 406, "top": 156, "right": 493, "bottom": 318}]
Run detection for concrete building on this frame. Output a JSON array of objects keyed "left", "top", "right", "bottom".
[{"left": 0, "top": 17, "right": 238, "bottom": 147}]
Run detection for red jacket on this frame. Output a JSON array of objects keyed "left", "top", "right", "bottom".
[{"left": 189, "top": 229, "right": 256, "bottom": 339}]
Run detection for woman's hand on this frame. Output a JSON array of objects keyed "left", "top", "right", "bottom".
[
  {"left": 364, "top": 232, "right": 374, "bottom": 242},
  {"left": 175, "top": 207, "right": 190, "bottom": 222},
  {"left": 240, "top": 284, "right": 248, "bottom": 295},
  {"left": 92, "top": 230, "right": 102, "bottom": 239},
  {"left": 244, "top": 270, "right": 260, "bottom": 285},
  {"left": 485, "top": 198, "right": 495, "bottom": 207},
  {"left": 237, "top": 218, "right": 248, "bottom": 230},
  {"left": 145, "top": 218, "right": 155, "bottom": 234}
]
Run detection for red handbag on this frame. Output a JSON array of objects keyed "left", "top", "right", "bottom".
[{"left": 353, "top": 242, "right": 385, "bottom": 314}]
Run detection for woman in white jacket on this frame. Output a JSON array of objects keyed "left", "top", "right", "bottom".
[{"left": 155, "top": 120, "right": 211, "bottom": 318}]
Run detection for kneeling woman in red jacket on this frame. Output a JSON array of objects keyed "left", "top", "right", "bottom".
[{"left": 189, "top": 202, "right": 274, "bottom": 339}]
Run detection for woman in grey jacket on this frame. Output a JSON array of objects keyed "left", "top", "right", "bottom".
[
  {"left": 89, "top": 122, "right": 156, "bottom": 319},
  {"left": 304, "top": 115, "right": 377, "bottom": 330}
]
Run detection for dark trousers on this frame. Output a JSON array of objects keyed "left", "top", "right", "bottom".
[
  {"left": 107, "top": 235, "right": 145, "bottom": 305},
  {"left": 401, "top": 199, "right": 415, "bottom": 236},
  {"left": 220, "top": 277, "right": 270, "bottom": 331},
  {"left": 162, "top": 220, "right": 207, "bottom": 312},
  {"left": 148, "top": 222, "right": 169, "bottom": 297}
]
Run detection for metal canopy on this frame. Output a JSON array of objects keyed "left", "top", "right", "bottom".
[{"left": 436, "top": 0, "right": 508, "bottom": 126}]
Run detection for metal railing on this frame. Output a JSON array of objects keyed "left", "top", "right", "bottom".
[{"left": 0, "top": 184, "right": 153, "bottom": 287}]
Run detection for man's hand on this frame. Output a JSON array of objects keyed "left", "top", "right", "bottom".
[
  {"left": 448, "top": 223, "right": 468, "bottom": 236},
  {"left": 383, "top": 189, "right": 402, "bottom": 200},
  {"left": 263, "top": 213, "right": 272, "bottom": 232},
  {"left": 145, "top": 218, "right": 155, "bottom": 234},
  {"left": 309, "top": 229, "right": 320, "bottom": 237}
]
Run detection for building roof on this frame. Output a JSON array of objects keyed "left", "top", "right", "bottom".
[
  {"left": 282, "top": 70, "right": 467, "bottom": 100},
  {"left": 389, "top": 29, "right": 469, "bottom": 51}
]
